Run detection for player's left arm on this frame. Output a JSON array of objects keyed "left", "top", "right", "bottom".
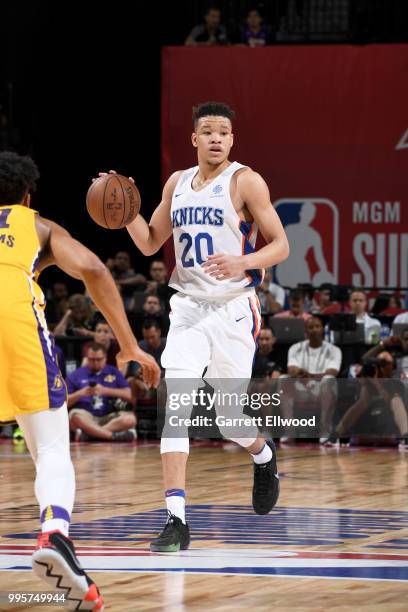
[{"left": 202, "top": 170, "right": 289, "bottom": 279}]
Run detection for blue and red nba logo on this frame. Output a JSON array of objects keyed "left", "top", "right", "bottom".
[{"left": 273, "top": 198, "right": 339, "bottom": 287}]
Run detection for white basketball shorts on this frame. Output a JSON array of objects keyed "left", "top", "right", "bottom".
[{"left": 161, "top": 292, "right": 261, "bottom": 379}]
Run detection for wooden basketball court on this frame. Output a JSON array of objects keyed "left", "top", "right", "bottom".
[{"left": 0, "top": 440, "right": 407, "bottom": 611}]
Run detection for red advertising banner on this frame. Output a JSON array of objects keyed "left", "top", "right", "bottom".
[{"left": 161, "top": 45, "right": 408, "bottom": 289}]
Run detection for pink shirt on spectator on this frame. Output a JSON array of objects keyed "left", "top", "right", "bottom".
[{"left": 274, "top": 311, "right": 311, "bottom": 320}]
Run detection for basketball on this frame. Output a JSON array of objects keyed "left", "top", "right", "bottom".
[{"left": 86, "top": 174, "right": 141, "bottom": 229}]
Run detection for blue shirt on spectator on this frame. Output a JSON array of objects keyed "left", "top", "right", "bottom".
[{"left": 67, "top": 365, "right": 129, "bottom": 416}]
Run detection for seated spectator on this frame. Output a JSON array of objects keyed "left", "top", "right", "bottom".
[
  {"left": 53, "top": 293, "right": 95, "bottom": 337},
  {"left": 145, "top": 259, "right": 174, "bottom": 310},
  {"left": 279, "top": 316, "right": 342, "bottom": 441},
  {"left": 67, "top": 343, "right": 135, "bottom": 442},
  {"left": 106, "top": 251, "right": 146, "bottom": 309},
  {"left": 256, "top": 269, "right": 283, "bottom": 314},
  {"left": 252, "top": 328, "right": 284, "bottom": 378},
  {"left": 129, "top": 294, "right": 170, "bottom": 337},
  {"left": 45, "top": 281, "right": 69, "bottom": 326},
  {"left": 127, "top": 320, "right": 166, "bottom": 377},
  {"left": 274, "top": 288, "right": 312, "bottom": 320},
  {"left": 392, "top": 311, "right": 408, "bottom": 325},
  {"left": 185, "top": 6, "right": 228, "bottom": 46},
  {"left": 324, "top": 351, "right": 408, "bottom": 449},
  {"left": 312, "top": 283, "right": 335, "bottom": 313},
  {"left": 349, "top": 289, "right": 381, "bottom": 343},
  {"left": 242, "top": 8, "right": 271, "bottom": 47},
  {"left": 81, "top": 319, "right": 122, "bottom": 370}
]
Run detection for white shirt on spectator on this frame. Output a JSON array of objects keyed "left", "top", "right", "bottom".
[
  {"left": 393, "top": 312, "right": 408, "bottom": 324},
  {"left": 288, "top": 340, "right": 342, "bottom": 374}
]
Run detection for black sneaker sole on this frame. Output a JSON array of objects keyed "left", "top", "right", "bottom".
[{"left": 32, "top": 548, "right": 103, "bottom": 611}]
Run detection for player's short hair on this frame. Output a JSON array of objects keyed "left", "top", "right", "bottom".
[
  {"left": 0, "top": 151, "right": 40, "bottom": 204},
  {"left": 192, "top": 101, "right": 235, "bottom": 128},
  {"left": 87, "top": 342, "right": 107, "bottom": 355}
]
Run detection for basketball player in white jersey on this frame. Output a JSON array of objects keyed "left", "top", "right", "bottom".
[{"left": 123, "top": 101, "right": 289, "bottom": 550}]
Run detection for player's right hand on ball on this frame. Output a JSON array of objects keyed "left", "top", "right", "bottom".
[
  {"left": 116, "top": 347, "right": 161, "bottom": 389},
  {"left": 93, "top": 170, "right": 135, "bottom": 184}
]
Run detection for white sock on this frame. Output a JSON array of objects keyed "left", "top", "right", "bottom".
[
  {"left": 251, "top": 442, "right": 273, "bottom": 465},
  {"left": 165, "top": 489, "right": 186, "bottom": 523},
  {"left": 42, "top": 518, "right": 69, "bottom": 537}
]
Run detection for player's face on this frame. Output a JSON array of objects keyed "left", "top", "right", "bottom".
[{"left": 192, "top": 117, "right": 233, "bottom": 166}]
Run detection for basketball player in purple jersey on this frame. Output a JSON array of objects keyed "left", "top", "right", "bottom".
[{"left": 124, "top": 102, "right": 289, "bottom": 550}]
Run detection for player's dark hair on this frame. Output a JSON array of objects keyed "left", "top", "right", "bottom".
[
  {"left": 0, "top": 151, "right": 40, "bottom": 204},
  {"left": 192, "top": 101, "right": 235, "bottom": 128},
  {"left": 87, "top": 342, "right": 108, "bottom": 355},
  {"left": 142, "top": 319, "right": 161, "bottom": 331}
]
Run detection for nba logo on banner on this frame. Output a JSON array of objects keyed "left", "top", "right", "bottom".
[{"left": 274, "top": 198, "right": 339, "bottom": 287}]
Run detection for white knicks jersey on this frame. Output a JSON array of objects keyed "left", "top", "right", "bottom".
[{"left": 169, "top": 161, "right": 264, "bottom": 300}]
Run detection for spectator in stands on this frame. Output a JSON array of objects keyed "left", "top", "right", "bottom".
[
  {"left": 392, "top": 310, "right": 408, "bottom": 325},
  {"left": 279, "top": 316, "right": 342, "bottom": 442},
  {"left": 81, "top": 319, "right": 121, "bottom": 369},
  {"left": 106, "top": 251, "right": 146, "bottom": 309},
  {"left": 185, "top": 6, "right": 228, "bottom": 46},
  {"left": 53, "top": 293, "right": 94, "bottom": 337},
  {"left": 371, "top": 293, "right": 404, "bottom": 316},
  {"left": 252, "top": 327, "right": 284, "bottom": 378},
  {"left": 145, "top": 259, "right": 174, "bottom": 310},
  {"left": 312, "top": 283, "right": 335, "bottom": 313},
  {"left": 242, "top": 8, "right": 271, "bottom": 46},
  {"left": 256, "top": 269, "right": 283, "bottom": 314},
  {"left": 128, "top": 294, "right": 170, "bottom": 338},
  {"left": 274, "top": 288, "right": 312, "bottom": 320},
  {"left": 361, "top": 328, "right": 408, "bottom": 381},
  {"left": 324, "top": 351, "right": 408, "bottom": 449},
  {"left": 126, "top": 320, "right": 166, "bottom": 407},
  {"left": 349, "top": 289, "right": 381, "bottom": 343},
  {"left": 45, "top": 282, "right": 69, "bottom": 326},
  {"left": 127, "top": 320, "right": 166, "bottom": 377},
  {"left": 67, "top": 343, "right": 135, "bottom": 442}
]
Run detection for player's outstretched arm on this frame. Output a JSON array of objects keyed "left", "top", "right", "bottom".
[
  {"left": 126, "top": 171, "right": 181, "bottom": 255},
  {"left": 36, "top": 218, "right": 160, "bottom": 388}
]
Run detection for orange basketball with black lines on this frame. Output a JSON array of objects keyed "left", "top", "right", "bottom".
[{"left": 86, "top": 174, "right": 141, "bottom": 229}]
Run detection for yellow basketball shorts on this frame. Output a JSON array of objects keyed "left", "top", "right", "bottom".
[{"left": 0, "top": 293, "right": 66, "bottom": 423}]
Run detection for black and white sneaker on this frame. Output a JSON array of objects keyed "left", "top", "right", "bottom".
[
  {"left": 150, "top": 512, "right": 190, "bottom": 552},
  {"left": 32, "top": 530, "right": 104, "bottom": 611},
  {"left": 112, "top": 429, "right": 137, "bottom": 442},
  {"left": 252, "top": 440, "right": 280, "bottom": 515}
]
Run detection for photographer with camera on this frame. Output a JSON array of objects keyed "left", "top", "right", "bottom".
[
  {"left": 67, "top": 343, "right": 136, "bottom": 442},
  {"left": 361, "top": 328, "right": 408, "bottom": 380},
  {"left": 324, "top": 351, "right": 408, "bottom": 449}
]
